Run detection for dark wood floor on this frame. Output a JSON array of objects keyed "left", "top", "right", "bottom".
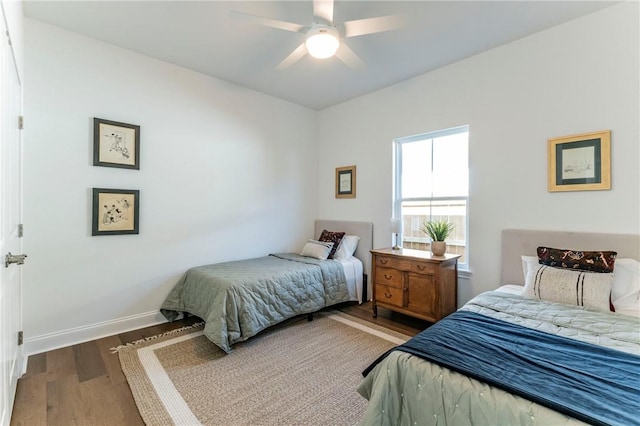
[{"left": 10, "top": 302, "right": 429, "bottom": 426}]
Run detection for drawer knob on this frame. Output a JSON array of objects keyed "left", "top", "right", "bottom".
[
  {"left": 384, "top": 291, "right": 393, "bottom": 299},
  {"left": 384, "top": 274, "right": 393, "bottom": 280}
]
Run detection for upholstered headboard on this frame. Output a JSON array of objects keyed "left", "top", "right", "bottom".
[
  {"left": 501, "top": 229, "right": 640, "bottom": 285},
  {"left": 314, "top": 220, "right": 374, "bottom": 279}
]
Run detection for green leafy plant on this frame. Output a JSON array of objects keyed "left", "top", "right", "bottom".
[{"left": 421, "top": 219, "right": 455, "bottom": 242}]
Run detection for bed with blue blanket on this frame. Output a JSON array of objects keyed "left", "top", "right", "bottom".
[{"left": 358, "top": 230, "right": 640, "bottom": 425}]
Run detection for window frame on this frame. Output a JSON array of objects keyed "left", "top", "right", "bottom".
[{"left": 393, "top": 125, "right": 469, "bottom": 270}]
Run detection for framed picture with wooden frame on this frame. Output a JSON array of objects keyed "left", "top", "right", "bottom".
[
  {"left": 93, "top": 117, "right": 140, "bottom": 170},
  {"left": 92, "top": 188, "right": 140, "bottom": 236},
  {"left": 548, "top": 130, "right": 611, "bottom": 192},
  {"left": 335, "top": 165, "right": 356, "bottom": 198}
]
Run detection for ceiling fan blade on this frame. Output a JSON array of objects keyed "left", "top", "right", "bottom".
[
  {"left": 343, "top": 14, "right": 405, "bottom": 38},
  {"left": 230, "top": 10, "right": 306, "bottom": 33},
  {"left": 335, "top": 43, "right": 364, "bottom": 70},
  {"left": 276, "top": 43, "right": 308, "bottom": 70},
  {"left": 313, "top": 0, "right": 334, "bottom": 24}
]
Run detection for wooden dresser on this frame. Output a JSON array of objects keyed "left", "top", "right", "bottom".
[{"left": 371, "top": 248, "right": 460, "bottom": 323}]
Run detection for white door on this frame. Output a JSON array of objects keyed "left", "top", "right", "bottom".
[{"left": 0, "top": 8, "right": 24, "bottom": 425}]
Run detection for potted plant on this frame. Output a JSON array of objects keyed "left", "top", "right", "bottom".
[{"left": 421, "top": 219, "right": 455, "bottom": 256}]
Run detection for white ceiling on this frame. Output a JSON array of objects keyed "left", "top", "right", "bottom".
[{"left": 23, "top": 1, "right": 616, "bottom": 110}]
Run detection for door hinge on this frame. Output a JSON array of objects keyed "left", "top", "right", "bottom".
[
  {"left": 18, "top": 224, "right": 23, "bottom": 238},
  {"left": 18, "top": 331, "right": 23, "bottom": 346},
  {"left": 18, "top": 115, "right": 24, "bottom": 130}
]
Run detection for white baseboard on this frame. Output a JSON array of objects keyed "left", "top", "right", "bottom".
[{"left": 23, "top": 310, "right": 170, "bottom": 361}]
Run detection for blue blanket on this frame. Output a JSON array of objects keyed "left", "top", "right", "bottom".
[{"left": 363, "top": 310, "right": 640, "bottom": 426}]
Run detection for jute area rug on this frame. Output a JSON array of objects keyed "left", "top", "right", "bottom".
[{"left": 117, "top": 311, "right": 409, "bottom": 426}]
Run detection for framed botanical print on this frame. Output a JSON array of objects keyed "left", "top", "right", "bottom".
[
  {"left": 335, "top": 165, "right": 356, "bottom": 198},
  {"left": 548, "top": 130, "right": 611, "bottom": 192},
  {"left": 92, "top": 188, "right": 139, "bottom": 235},
  {"left": 93, "top": 117, "right": 140, "bottom": 170}
]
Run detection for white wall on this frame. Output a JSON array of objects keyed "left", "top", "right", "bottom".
[
  {"left": 23, "top": 19, "right": 318, "bottom": 354},
  {"left": 317, "top": 2, "right": 640, "bottom": 305}
]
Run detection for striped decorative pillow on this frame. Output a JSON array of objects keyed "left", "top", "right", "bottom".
[
  {"left": 524, "top": 263, "right": 613, "bottom": 312},
  {"left": 299, "top": 239, "right": 334, "bottom": 260}
]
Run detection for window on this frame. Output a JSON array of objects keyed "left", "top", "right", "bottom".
[{"left": 393, "top": 126, "right": 469, "bottom": 268}]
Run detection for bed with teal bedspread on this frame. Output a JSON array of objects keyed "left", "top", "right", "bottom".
[
  {"left": 160, "top": 253, "right": 350, "bottom": 353},
  {"left": 358, "top": 291, "right": 640, "bottom": 425}
]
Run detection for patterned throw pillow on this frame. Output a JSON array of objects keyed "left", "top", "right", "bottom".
[
  {"left": 536, "top": 246, "right": 617, "bottom": 273},
  {"left": 318, "top": 229, "right": 345, "bottom": 260},
  {"left": 524, "top": 264, "right": 613, "bottom": 312}
]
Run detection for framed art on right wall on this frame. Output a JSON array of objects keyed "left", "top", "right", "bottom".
[{"left": 548, "top": 130, "right": 611, "bottom": 192}]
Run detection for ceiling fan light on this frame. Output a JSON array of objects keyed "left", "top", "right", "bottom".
[{"left": 305, "top": 26, "right": 340, "bottom": 59}]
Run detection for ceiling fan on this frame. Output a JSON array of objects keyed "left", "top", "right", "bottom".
[{"left": 230, "top": 0, "right": 404, "bottom": 69}]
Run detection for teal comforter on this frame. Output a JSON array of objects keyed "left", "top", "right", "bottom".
[{"left": 160, "top": 253, "right": 349, "bottom": 352}]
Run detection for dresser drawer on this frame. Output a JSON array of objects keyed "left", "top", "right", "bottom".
[
  {"left": 375, "top": 284, "right": 403, "bottom": 308},
  {"left": 412, "top": 261, "right": 436, "bottom": 275},
  {"left": 374, "top": 266, "right": 403, "bottom": 288},
  {"left": 375, "top": 255, "right": 414, "bottom": 272}
]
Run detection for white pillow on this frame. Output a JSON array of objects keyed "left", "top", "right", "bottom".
[
  {"left": 524, "top": 263, "right": 613, "bottom": 312},
  {"left": 611, "top": 258, "right": 640, "bottom": 316},
  {"left": 333, "top": 235, "right": 360, "bottom": 261},
  {"left": 521, "top": 255, "right": 539, "bottom": 281},
  {"left": 299, "top": 239, "right": 334, "bottom": 260}
]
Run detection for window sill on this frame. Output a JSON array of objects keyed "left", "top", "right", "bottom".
[{"left": 457, "top": 269, "right": 472, "bottom": 279}]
